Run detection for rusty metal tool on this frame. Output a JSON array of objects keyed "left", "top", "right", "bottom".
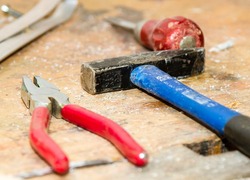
[
  {"left": 0, "top": 0, "right": 78, "bottom": 63},
  {"left": 21, "top": 76, "right": 148, "bottom": 174},
  {"left": 106, "top": 16, "right": 204, "bottom": 50},
  {"left": 81, "top": 47, "right": 205, "bottom": 94}
]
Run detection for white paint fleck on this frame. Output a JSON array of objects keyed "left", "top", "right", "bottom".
[
  {"left": 156, "top": 75, "right": 171, "bottom": 81},
  {"left": 209, "top": 39, "right": 235, "bottom": 52},
  {"left": 182, "top": 90, "right": 217, "bottom": 107}
]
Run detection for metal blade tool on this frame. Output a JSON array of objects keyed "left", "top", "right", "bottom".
[
  {"left": 0, "top": 0, "right": 78, "bottom": 62},
  {"left": 0, "top": 0, "right": 61, "bottom": 43}
]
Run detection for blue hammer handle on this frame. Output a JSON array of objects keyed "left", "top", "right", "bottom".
[{"left": 130, "top": 65, "right": 250, "bottom": 157}]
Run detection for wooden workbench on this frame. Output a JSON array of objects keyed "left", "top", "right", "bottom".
[{"left": 1, "top": 0, "right": 250, "bottom": 179}]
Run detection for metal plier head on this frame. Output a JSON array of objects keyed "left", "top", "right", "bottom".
[{"left": 21, "top": 76, "right": 70, "bottom": 118}]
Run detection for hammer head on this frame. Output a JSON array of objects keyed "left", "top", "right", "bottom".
[
  {"left": 21, "top": 76, "right": 70, "bottom": 118},
  {"left": 81, "top": 48, "right": 205, "bottom": 94}
]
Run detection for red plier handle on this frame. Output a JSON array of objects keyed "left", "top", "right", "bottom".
[
  {"left": 62, "top": 104, "right": 148, "bottom": 166},
  {"left": 30, "top": 107, "right": 69, "bottom": 174},
  {"left": 30, "top": 104, "right": 148, "bottom": 174},
  {"left": 23, "top": 76, "right": 148, "bottom": 174}
]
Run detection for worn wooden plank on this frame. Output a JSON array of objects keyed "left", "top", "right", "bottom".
[{"left": 0, "top": 0, "right": 250, "bottom": 179}]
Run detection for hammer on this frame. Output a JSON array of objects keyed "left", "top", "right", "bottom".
[
  {"left": 81, "top": 48, "right": 205, "bottom": 94},
  {"left": 81, "top": 47, "right": 250, "bottom": 158}
]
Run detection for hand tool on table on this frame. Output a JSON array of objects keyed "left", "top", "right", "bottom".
[
  {"left": 81, "top": 47, "right": 205, "bottom": 94},
  {"left": 106, "top": 16, "right": 204, "bottom": 51},
  {"left": 21, "top": 76, "right": 148, "bottom": 174},
  {"left": 0, "top": 0, "right": 78, "bottom": 63},
  {"left": 81, "top": 47, "right": 250, "bottom": 159},
  {"left": 17, "top": 160, "right": 113, "bottom": 179},
  {"left": 0, "top": 0, "right": 61, "bottom": 43},
  {"left": 130, "top": 65, "right": 250, "bottom": 158}
]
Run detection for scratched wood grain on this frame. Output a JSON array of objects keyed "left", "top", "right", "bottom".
[{"left": 0, "top": 0, "right": 250, "bottom": 179}]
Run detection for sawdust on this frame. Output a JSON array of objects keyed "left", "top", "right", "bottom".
[{"left": 227, "top": 101, "right": 241, "bottom": 109}]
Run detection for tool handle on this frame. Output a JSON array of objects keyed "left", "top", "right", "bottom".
[
  {"left": 29, "top": 107, "right": 69, "bottom": 174},
  {"left": 61, "top": 104, "right": 148, "bottom": 166},
  {"left": 131, "top": 65, "right": 250, "bottom": 157},
  {"left": 139, "top": 16, "right": 204, "bottom": 50},
  {"left": 224, "top": 115, "right": 250, "bottom": 157},
  {"left": 130, "top": 65, "right": 240, "bottom": 134}
]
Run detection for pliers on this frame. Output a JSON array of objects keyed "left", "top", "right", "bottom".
[{"left": 21, "top": 76, "right": 148, "bottom": 174}]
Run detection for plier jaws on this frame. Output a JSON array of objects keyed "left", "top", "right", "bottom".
[
  {"left": 21, "top": 76, "right": 148, "bottom": 174},
  {"left": 21, "top": 76, "right": 69, "bottom": 118}
]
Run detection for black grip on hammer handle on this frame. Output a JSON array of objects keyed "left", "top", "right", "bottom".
[{"left": 224, "top": 115, "right": 250, "bottom": 157}]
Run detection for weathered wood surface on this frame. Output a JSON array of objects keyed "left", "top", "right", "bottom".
[{"left": 0, "top": 0, "right": 250, "bottom": 179}]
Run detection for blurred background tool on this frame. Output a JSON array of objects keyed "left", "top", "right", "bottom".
[
  {"left": 106, "top": 16, "right": 204, "bottom": 51},
  {"left": 0, "top": 0, "right": 78, "bottom": 63},
  {"left": 0, "top": 0, "right": 61, "bottom": 43}
]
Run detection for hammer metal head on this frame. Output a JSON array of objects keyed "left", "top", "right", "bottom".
[
  {"left": 81, "top": 48, "right": 205, "bottom": 94},
  {"left": 21, "top": 76, "right": 70, "bottom": 118}
]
